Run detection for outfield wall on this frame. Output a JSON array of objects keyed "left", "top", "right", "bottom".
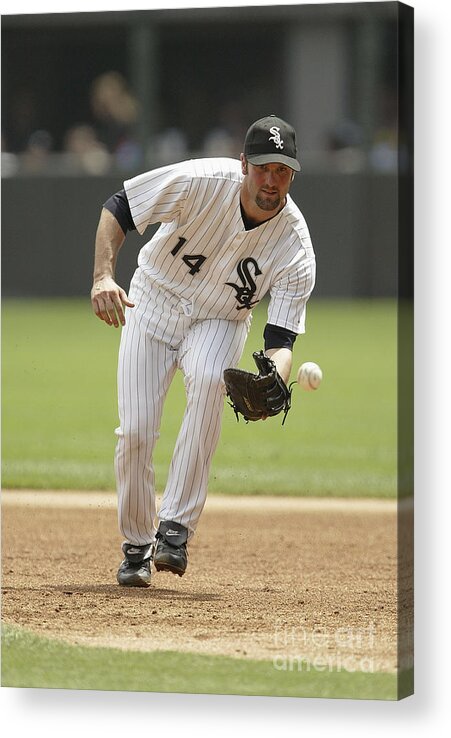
[{"left": 1, "top": 172, "right": 400, "bottom": 299}]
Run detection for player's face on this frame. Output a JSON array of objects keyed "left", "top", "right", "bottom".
[{"left": 241, "top": 158, "right": 294, "bottom": 213}]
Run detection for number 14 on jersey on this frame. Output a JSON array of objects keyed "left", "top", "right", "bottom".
[{"left": 171, "top": 237, "right": 207, "bottom": 276}]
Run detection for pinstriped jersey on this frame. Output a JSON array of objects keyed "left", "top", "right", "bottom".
[{"left": 124, "top": 157, "right": 315, "bottom": 334}]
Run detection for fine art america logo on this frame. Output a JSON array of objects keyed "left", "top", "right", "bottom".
[
  {"left": 272, "top": 621, "right": 378, "bottom": 673},
  {"left": 269, "top": 126, "right": 284, "bottom": 150}
]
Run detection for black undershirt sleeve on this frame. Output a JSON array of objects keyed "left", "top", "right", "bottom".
[
  {"left": 103, "top": 189, "right": 136, "bottom": 235},
  {"left": 264, "top": 323, "right": 298, "bottom": 351}
]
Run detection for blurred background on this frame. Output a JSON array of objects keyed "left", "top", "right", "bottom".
[
  {"left": 1, "top": 2, "right": 412, "bottom": 299},
  {"left": 1, "top": 2, "right": 413, "bottom": 498}
]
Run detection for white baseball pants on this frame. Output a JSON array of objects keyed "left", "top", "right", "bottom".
[{"left": 115, "top": 311, "right": 249, "bottom": 545}]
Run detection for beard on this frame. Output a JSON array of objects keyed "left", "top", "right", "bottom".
[{"left": 255, "top": 190, "right": 281, "bottom": 212}]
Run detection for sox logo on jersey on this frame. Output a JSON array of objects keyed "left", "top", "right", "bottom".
[{"left": 225, "top": 258, "right": 262, "bottom": 310}]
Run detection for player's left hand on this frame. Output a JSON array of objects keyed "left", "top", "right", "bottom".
[
  {"left": 223, "top": 350, "right": 293, "bottom": 424},
  {"left": 91, "top": 276, "right": 135, "bottom": 327}
]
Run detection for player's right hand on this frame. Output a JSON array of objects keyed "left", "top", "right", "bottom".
[{"left": 91, "top": 277, "right": 135, "bottom": 327}]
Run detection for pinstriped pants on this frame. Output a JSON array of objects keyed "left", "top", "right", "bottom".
[{"left": 114, "top": 310, "right": 249, "bottom": 545}]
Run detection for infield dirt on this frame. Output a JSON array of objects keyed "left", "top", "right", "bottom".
[{"left": 1, "top": 491, "right": 413, "bottom": 674}]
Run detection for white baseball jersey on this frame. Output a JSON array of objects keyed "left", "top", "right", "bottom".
[
  {"left": 124, "top": 157, "right": 316, "bottom": 342},
  {"left": 116, "top": 157, "right": 316, "bottom": 546}
]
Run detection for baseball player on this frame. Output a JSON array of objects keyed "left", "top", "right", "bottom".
[{"left": 91, "top": 115, "right": 316, "bottom": 587}]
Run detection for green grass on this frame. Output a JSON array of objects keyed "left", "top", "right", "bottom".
[
  {"left": 2, "top": 623, "right": 410, "bottom": 700},
  {"left": 2, "top": 297, "right": 399, "bottom": 497}
]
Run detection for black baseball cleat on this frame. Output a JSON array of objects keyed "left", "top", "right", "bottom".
[
  {"left": 154, "top": 520, "right": 188, "bottom": 577},
  {"left": 117, "top": 542, "right": 153, "bottom": 587}
]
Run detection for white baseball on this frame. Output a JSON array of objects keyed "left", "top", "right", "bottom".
[{"left": 297, "top": 362, "right": 323, "bottom": 391}]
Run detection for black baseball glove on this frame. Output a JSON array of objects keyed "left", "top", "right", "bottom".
[{"left": 223, "top": 350, "right": 293, "bottom": 425}]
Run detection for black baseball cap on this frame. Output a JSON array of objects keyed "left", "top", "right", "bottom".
[{"left": 244, "top": 114, "right": 301, "bottom": 171}]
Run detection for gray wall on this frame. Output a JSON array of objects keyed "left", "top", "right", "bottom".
[{"left": 1, "top": 172, "right": 399, "bottom": 298}]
